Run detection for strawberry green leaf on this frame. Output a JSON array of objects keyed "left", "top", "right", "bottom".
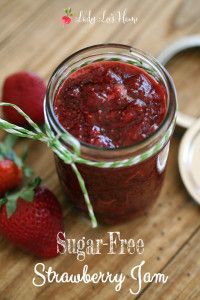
[
  {"left": 0, "top": 198, "right": 7, "bottom": 208},
  {"left": 22, "top": 144, "right": 29, "bottom": 162},
  {"left": 4, "top": 135, "right": 18, "bottom": 149},
  {"left": 30, "top": 176, "right": 41, "bottom": 189},
  {"left": 64, "top": 8, "right": 68, "bottom": 14},
  {"left": 0, "top": 143, "right": 6, "bottom": 157},
  {"left": 18, "top": 177, "right": 41, "bottom": 201},
  {"left": 6, "top": 193, "right": 18, "bottom": 217},
  {"left": 19, "top": 187, "right": 35, "bottom": 202},
  {"left": 0, "top": 134, "right": 33, "bottom": 177},
  {"left": 0, "top": 134, "right": 21, "bottom": 164},
  {"left": 23, "top": 166, "right": 33, "bottom": 177},
  {"left": 12, "top": 153, "right": 23, "bottom": 168},
  {"left": 4, "top": 177, "right": 41, "bottom": 218},
  {"left": 0, "top": 135, "right": 18, "bottom": 161}
]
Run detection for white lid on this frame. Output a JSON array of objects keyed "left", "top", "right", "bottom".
[{"left": 178, "top": 119, "right": 200, "bottom": 204}]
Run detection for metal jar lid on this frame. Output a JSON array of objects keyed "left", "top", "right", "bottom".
[
  {"left": 178, "top": 119, "right": 200, "bottom": 204},
  {"left": 158, "top": 36, "right": 200, "bottom": 205},
  {"left": 157, "top": 35, "right": 200, "bottom": 129}
]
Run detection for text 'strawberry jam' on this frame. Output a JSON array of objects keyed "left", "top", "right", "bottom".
[{"left": 45, "top": 45, "right": 177, "bottom": 224}]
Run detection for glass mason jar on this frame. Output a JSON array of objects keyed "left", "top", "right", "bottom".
[{"left": 44, "top": 44, "right": 177, "bottom": 225}]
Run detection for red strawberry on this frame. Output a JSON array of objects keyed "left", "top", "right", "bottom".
[
  {"left": 0, "top": 178, "right": 64, "bottom": 259},
  {"left": 62, "top": 16, "right": 72, "bottom": 24},
  {"left": 0, "top": 159, "right": 22, "bottom": 197},
  {"left": 2, "top": 71, "right": 46, "bottom": 125},
  {"left": 0, "top": 135, "right": 30, "bottom": 197},
  {"left": 62, "top": 7, "right": 72, "bottom": 25}
]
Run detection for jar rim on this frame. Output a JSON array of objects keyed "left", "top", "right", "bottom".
[{"left": 45, "top": 43, "right": 177, "bottom": 160}]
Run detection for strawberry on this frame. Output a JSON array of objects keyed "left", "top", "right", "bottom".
[
  {"left": 0, "top": 159, "right": 22, "bottom": 197},
  {"left": 0, "top": 135, "right": 31, "bottom": 197},
  {"left": 62, "top": 15, "right": 72, "bottom": 24},
  {"left": 62, "top": 7, "right": 72, "bottom": 25},
  {"left": 2, "top": 71, "right": 46, "bottom": 125},
  {"left": 0, "top": 178, "right": 64, "bottom": 259}
]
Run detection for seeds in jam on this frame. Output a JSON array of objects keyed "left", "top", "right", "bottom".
[{"left": 54, "top": 61, "right": 167, "bottom": 149}]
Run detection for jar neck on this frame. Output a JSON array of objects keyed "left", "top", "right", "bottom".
[{"left": 45, "top": 44, "right": 177, "bottom": 161}]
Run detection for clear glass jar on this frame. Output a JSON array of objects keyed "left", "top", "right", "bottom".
[{"left": 44, "top": 44, "right": 177, "bottom": 224}]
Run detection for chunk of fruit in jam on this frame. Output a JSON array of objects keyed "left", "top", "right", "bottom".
[{"left": 54, "top": 61, "right": 167, "bottom": 148}]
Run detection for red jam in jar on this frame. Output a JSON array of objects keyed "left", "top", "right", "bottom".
[
  {"left": 45, "top": 45, "right": 176, "bottom": 224},
  {"left": 54, "top": 61, "right": 167, "bottom": 149}
]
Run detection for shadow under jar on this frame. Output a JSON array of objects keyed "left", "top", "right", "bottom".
[{"left": 44, "top": 44, "right": 177, "bottom": 225}]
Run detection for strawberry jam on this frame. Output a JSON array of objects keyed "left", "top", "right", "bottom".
[
  {"left": 53, "top": 60, "right": 169, "bottom": 224},
  {"left": 54, "top": 61, "right": 167, "bottom": 149}
]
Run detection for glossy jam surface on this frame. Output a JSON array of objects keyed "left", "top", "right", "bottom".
[
  {"left": 53, "top": 61, "right": 168, "bottom": 224},
  {"left": 54, "top": 61, "right": 167, "bottom": 148}
]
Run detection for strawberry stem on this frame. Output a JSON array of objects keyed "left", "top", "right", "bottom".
[
  {"left": 2, "top": 176, "right": 41, "bottom": 218},
  {"left": 0, "top": 198, "right": 7, "bottom": 207},
  {"left": 64, "top": 7, "right": 72, "bottom": 16},
  {"left": 4, "top": 135, "right": 18, "bottom": 148},
  {"left": 0, "top": 134, "right": 32, "bottom": 178},
  {"left": 64, "top": 8, "right": 68, "bottom": 14}
]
